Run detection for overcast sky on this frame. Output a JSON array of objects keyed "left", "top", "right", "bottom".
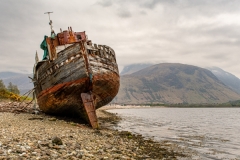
[{"left": 0, "top": 0, "right": 240, "bottom": 78}]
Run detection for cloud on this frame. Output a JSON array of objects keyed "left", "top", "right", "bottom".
[
  {"left": 1, "top": 0, "right": 240, "bottom": 79},
  {"left": 138, "top": 0, "right": 162, "bottom": 9},
  {"left": 117, "top": 9, "right": 132, "bottom": 18},
  {"left": 138, "top": 0, "right": 177, "bottom": 9},
  {"left": 96, "top": 0, "right": 113, "bottom": 7}
]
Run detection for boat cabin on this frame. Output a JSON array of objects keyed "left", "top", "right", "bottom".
[{"left": 42, "top": 27, "right": 91, "bottom": 61}]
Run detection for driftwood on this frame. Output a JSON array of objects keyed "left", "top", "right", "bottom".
[
  {"left": 0, "top": 88, "right": 40, "bottom": 114},
  {"left": 0, "top": 101, "right": 35, "bottom": 113}
]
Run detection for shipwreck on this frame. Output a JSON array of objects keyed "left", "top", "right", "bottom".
[{"left": 32, "top": 13, "right": 119, "bottom": 128}]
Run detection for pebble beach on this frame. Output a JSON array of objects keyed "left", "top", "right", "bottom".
[{"left": 0, "top": 101, "right": 189, "bottom": 160}]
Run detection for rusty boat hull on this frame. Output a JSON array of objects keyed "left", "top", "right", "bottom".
[{"left": 33, "top": 35, "right": 119, "bottom": 128}]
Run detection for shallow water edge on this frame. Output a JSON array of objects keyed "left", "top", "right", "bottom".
[{"left": 106, "top": 107, "right": 240, "bottom": 160}]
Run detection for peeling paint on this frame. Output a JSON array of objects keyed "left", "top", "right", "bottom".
[{"left": 33, "top": 29, "right": 119, "bottom": 127}]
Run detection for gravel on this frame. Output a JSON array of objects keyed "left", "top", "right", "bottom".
[{"left": 0, "top": 101, "right": 189, "bottom": 159}]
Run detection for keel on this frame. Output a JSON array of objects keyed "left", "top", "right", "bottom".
[{"left": 81, "top": 93, "right": 98, "bottom": 129}]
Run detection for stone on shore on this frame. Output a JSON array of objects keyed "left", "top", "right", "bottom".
[{"left": 0, "top": 101, "right": 188, "bottom": 159}]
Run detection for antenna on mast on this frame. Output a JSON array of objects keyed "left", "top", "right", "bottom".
[{"left": 44, "top": 12, "right": 54, "bottom": 32}]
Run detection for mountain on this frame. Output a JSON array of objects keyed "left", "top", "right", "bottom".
[
  {"left": 121, "top": 64, "right": 240, "bottom": 95},
  {"left": 0, "top": 72, "right": 34, "bottom": 94},
  {"left": 0, "top": 72, "right": 23, "bottom": 79},
  {"left": 113, "top": 63, "right": 240, "bottom": 104},
  {"left": 207, "top": 67, "right": 240, "bottom": 94},
  {"left": 120, "top": 63, "right": 154, "bottom": 75}
]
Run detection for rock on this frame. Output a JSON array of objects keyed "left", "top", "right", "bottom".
[
  {"left": 7, "top": 149, "right": 12, "bottom": 154},
  {"left": 93, "top": 130, "right": 102, "bottom": 135},
  {"left": 115, "top": 150, "right": 122, "bottom": 154},
  {"left": 52, "top": 136, "right": 63, "bottom": 145},
  {"left": 52, "top": 145, "right": 61, "bottom": 150},
  {"left": 51, "top": 153, "right": 58, "bottom": 158},
  {"left": 34, "top": 149, "right": 41, "bottom": 153},
  {"left": 39, "top": 141, "right": 49, "bottom": 147},
  {"left": 16, "top": 149, "right": 22, "bottom": 154},
  {"left": 105, "top": 144, "right": 112, "bottom": 149},
  {"left": 0, "top": 107, "right": 188, "bottom": 159},
  {"left": 21, "top": 146, "right": 26, "bottom": 152},
  {"left": 40, "top": 155, "right": 49, "bottom": 160},
  {"left": 31, "top": 152, "right": 37, "bottom": 156},
  {"left": 19, "top": 152, "right": 26, "bottom": 157},
  {"left": 85, "top": 153, "right": 94, "bottom": 157},
  {"left": 75, "top": 143, "right": 81, "bottom": 149},
  {"left": 76, "top": 153, "right": 83, "bottom": 159},
  {"left": 119, "top": 131, "right": 132, "bottom": 136},
  {"left": 48, "top": 143, "right": 53, "bottom": 148},
  {"left": 28, "top": 117, "right": 44, "bottom": 120},
  {"left": 48, "top": 117, "right": 57, "bottom": 121},
  {"left": 32, "top": 110, "right": 39, "bottom": 114},
  {"left": 70, "top": 151, "right": 77, "bottom": 156},
  {"left": 45, "top": 150, "right": 51, "bottom": 156}
]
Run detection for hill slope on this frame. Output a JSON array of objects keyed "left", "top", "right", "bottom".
[
  {"left": 207, "top": 67, "right": 240, "bottom": 94},
  {"left": 114, "top": 63, "right": 240, "bottom": 104},
  {"left": 120, "top": 63, "right": 154, "bottom": 75}
]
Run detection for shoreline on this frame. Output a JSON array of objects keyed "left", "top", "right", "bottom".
[
  {"left": 99, "top": 105, "right": 152, "bottom": 110},
  {"left": 101, "top": 105, "right": 240, "bottom": 109},
  {"left": 0, "top": 101, "right": 189, "bottom": 159}
]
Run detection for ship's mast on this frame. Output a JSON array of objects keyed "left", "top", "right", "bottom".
[{"left": 44, "top": 12, "right": 54, "bottom": 33}]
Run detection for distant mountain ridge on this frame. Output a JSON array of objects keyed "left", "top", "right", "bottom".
[
  {"left": 0, "top": 72, "right": 33, "bottom": 94},
  {"left": 0, "top": 72, "right": 24, "bottom": 79},
  {"left": 120, "top": 63, "right": 240, "bottom": 95},
  {"left": 207, "top": 67, "right": 240, "bottom": 94},
  {"left": 114, "top": 63, "right": 240, "bottom": 104},
  {"left": 120, "top": 63, "right": 154, "bottom": 75}
]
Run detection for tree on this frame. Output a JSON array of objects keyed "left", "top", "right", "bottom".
[
  {"left": 0, "top": 79, "right": 6, "bottom": 90},
  {"left": 7, "top": 82, "right": 20, "bottom": 95}
]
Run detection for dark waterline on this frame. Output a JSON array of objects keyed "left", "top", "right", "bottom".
[{"left": 108, "top": 108, "right": 240, "bottom": 160}]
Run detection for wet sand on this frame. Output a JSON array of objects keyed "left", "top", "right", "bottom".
[{"left": 0, "top": 101, "right": 189, "bottom": 159}]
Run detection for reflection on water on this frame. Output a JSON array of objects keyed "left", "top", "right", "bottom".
[{"left": 108, "top": 108, "right": 240, "bottom": 160}]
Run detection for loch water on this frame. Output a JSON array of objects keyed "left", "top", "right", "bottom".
[{"left": 107, "top": 108, "right": 240, "bottom": 160}]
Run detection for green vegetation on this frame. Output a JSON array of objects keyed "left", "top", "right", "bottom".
[
  {"left": 0, "top": 79, "right": 6, "bottom": 90},
  {"left": 229, "top": 100, "right": 240, "bottom": 107},
  {"left": 144, "top": 101, "right": 240, "bottom": 107},
  {"left": 0, "top": 79, "right": 21, "bottom": 101},
  {"left": 7, "top": 82, "right": 20, "bottom": 94}
]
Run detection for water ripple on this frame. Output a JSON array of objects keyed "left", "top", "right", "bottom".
[{"left": 108, "top": 108, "right": 240, "bottom": 159}]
